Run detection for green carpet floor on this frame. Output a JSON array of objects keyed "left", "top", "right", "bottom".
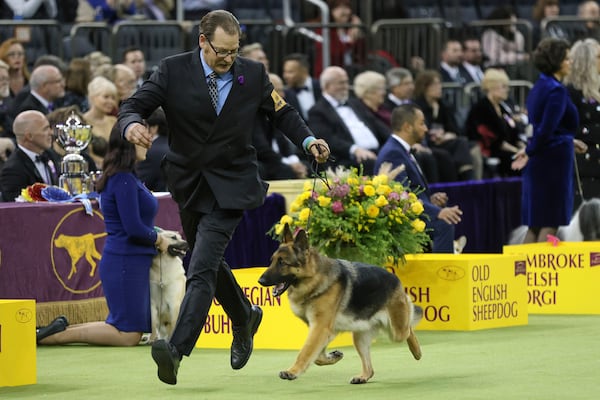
[{"left": 2, "top": 315, "right": 599, "bottom": 400}]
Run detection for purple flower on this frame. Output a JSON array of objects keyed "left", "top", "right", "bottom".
[
  {"left": 388, "top": 192, "right": 400, "bottom": 201},
  {"left": 238, "top": 75, "right": 245, "bottom": 85},
  {"left": 331, "top": 200, "right": 344, "bottom": 214}
]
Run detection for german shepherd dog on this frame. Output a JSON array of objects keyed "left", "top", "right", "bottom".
[
  {"left": 258, "top": 225, "right": 422, "bottom": 384},
  {"left": 149, "top": 229, "right": 188, "bottom": 342}
]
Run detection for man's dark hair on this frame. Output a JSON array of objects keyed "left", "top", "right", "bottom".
[
  {"left": 533, "top": 37, "right": 571, "bottom": 75},
  {"left": 122, "top": 46, "right": 144, "bottom": 62},
  {"left": 282, "top": 53, "right": 310, "bottom": 70},
  {"left": 391, "top": 103, "right": 421, "bottom": 132},
  {"left": 200, "top": 10, "right": 241, "bottom": 40}
]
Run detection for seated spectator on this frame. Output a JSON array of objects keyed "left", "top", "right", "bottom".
[
  {"left": 375, "top": 103, "right": 463, "bottom": 253},
  {"left": 576, "top": 0, "right": 600, "bottom": 41},
  {"left": 122, "top": 47, "right": 148, "bottom": 89},
  {"left": 381, "top": 67, "right": 440, "bottom": 183},
  {"left": 11, "top": 65, "right": 65, "bottom": 117},
  {"left": 85, "top": 51, "right": 112, "bottom": 77},
  {"left": 11, "top": 55, "right": 69, "bottom": 111},
  {"left": 61, "top": 58, "right": 92, "bottom": 113},
  {"left": 439, "top": 39, "right": 468, "bottom": 84},
  {"left": 240, "top": 42, "right": 269, "bottom": 72},
  {"left": 112, "top": 64, "right": 137, "bottom": 106},
  {"left": 77, "top": 0, "right": 136, "bottom": 24},
  {"left": 135, "top": 107, "right": 169, "bottom": 191},
  {"left": 313, "top": 0, "right": 366, "bottom": 77},
  {"left": 136, "top": 0, "right": 173, "bottom": 20},
  {"left": 83, "top": 76, "right": 118, "bottom": 169},
  {"left": 182, "top": 0, "right": 225, "bottom": 21},
  {"left": 0, "top": 110, "right": 60, "bottom": 201},
  {"left": 0, "top": 0, "right": 57, "bottom": 19},
  {"left": 282, "top": 53, "right": 321, "bottom": 121},
  {"left": 352, "top": 70, "right": 389, "bottom": 131},
  {"left": 254, "top": 73, "right": 308, "bottom": 180},
  {"left": 0, "top": 39, "right": 29, "bottom": 98},
  {"left": 307, "top": 66, "right": 389, "bottom": 175},
  {"left": 532, "top": 0, "right": 565, "bottom": 47},
  {"left": 0, "top": 60, "right": 14, "bottom": 140},
  {"left": 481, "top": 6, "right": 528, "bottom": 70},
  {"left": 465, "top": 68, "right": 525, "bottom": 177},
  {"left": 414, "top": 70, "right": 475, "bottom": 181},
  {"left": 461, "top": 37, "right": 486, "bottom": 84}
]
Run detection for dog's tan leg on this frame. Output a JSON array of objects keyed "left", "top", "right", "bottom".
[
  {"left": 350, "top": 330, "right": 375, "bottom": 384},
  {"left": 280, "top": 322, "right": 337, "bottom": 380}
]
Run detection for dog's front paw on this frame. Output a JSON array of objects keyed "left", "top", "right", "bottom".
[{"left": 279, "top": 370, "right": 298, "bottom": 380}]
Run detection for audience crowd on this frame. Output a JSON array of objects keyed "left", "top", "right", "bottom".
[{"left": 1, "top": 0, "right": 599, "bottom": 249}]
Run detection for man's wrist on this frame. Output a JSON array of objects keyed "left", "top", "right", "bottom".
[{"left": 303, "top": 136, "right": 317, "bottom": 152}]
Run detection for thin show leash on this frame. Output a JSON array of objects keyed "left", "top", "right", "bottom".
[{"left": 305, "top": 144, "right": 334, "bottom": 233}]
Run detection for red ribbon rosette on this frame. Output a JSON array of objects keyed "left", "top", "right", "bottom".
[{"left": 27, "top": 183, "right": 49, "bottom": 202}]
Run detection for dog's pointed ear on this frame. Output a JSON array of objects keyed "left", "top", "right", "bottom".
[
  {"left": 294, "top": 229, "right": 309, "bottom": 251},
  {"left": 283, "top": 223, "right": 294, "bottom": 243}
]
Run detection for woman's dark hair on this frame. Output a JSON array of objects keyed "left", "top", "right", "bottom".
[
  {"left": 487, "top": 6, "right": 517, "bottom": 40},
  {"left": 533, "top": 37, "right": 570, "bottom": 75},
  {"left": 146, "top": 107, "right": 169, "bottom": 137},
  {"left": 95, "top": 123, "right": 137, "bottom": 192}
]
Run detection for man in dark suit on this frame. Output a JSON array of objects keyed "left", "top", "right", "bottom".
[
  {"left": 0, "top": 110, "right": 60, "bottom": 201},
  {"left": 307, "top": 66, "right": 388, "bottom": 175},
  {"left": 282, "top": 53, "right": 322, "bottom": 121},
  {"left": 118, "top": 10, "right": 330, "bottom": 385},
  {"left": 11, "top": 65, "right": 65, "bottom": 118},
  {"left": 374, "top": 104, "right": 463, "bottom": 253}
]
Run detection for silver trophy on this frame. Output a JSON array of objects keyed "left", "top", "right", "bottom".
[{"left": 54, "top": 111, "right": 93, "bottom": 195}]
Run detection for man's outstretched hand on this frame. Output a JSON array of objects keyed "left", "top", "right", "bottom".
[
  {"left": 125, "top": 122, "right": 153, "bottom": 149},
  {"left": 308, "top": 139, "right": 330, "bottom": 163}
]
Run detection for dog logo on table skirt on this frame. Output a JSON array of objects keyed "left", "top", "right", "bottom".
[
  {"left": 150, "top": 228, "right": 188, "bottom": 342},
  {"left": 51, "top": 207, "right": 106, "bottom": 294},
  {"left": 258, "top": 224, "right": 422, "bottom": 384}
]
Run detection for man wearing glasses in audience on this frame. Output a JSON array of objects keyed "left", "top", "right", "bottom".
[{"left": 10, "top": 65, "right": 65, "bottom": 117}]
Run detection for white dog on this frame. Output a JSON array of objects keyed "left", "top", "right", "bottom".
[
  {"left": 508, "top": 198, "right": 600, "bottom": 244},
  {"left": 149, "top": 229, "right": 188, "bottom": 342}
]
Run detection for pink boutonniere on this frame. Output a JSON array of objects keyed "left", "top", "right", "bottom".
[{"left": 238, "top": 75, "right": 245, "bottom": 85}]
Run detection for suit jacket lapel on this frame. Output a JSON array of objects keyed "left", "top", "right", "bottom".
[{"left": 16, "top": 148, "right": 44, "bottom": 183}]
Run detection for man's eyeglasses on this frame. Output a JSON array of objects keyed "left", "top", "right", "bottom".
[{"left": 206, "top": 37, "right": 239, "bottom": 58}]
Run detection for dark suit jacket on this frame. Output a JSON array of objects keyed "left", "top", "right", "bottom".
[
  {"left": 0, "top": 147, "right": 60, "bottom": 201},
  {"left": 307, "top": 97, "right": 389, "bottom": 170},
  {"left": 118, "top": 48, "right": 314, "bottom": 212},
  {"left": 374, "top": 137, "right": 440, "bottom": 220},
  {"left": 284, "top": 78, "right": 322, "bottom": 120},
  {"left": 135, "top": 134, "right": 169, "bottom": 192},
  {"left": 11, "top": 93, "right": 51, "bottom": 118}
]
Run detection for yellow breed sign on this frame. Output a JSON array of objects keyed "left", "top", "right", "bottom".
[
  {"left": 504, "top": 242, "right": 600, "bottom": 314},
  {"left": 389, "top": 254, "right": 528, "bottom": 330},
  {"left": 196, "top": 268, "right": 352, "bottom": 349},
  {"left": 0, "top": 299, "right": 36, "bottom": 387}
]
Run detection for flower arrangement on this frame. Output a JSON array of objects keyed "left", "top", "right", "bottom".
[{"left": 271, "top": 163, "right": 431, "bottom": 266}]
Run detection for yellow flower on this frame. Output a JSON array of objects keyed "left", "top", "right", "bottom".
[
  {"left": 318, "top": 196, "right": 332, "bottom": 207},
  {"left": 411, "top": 219, "right": 426, "bottom": 232},
  {"left": 299, "top": 191, "right": 312, "bottom": 201},
  {"left": 376, "top": 184, "right": 391, "bottom": 196},
  {"left": 408, "top": 192, "right": 417, "bottom": 201},
  {"left": 367, "top": 205, "right": 380, "bottom": 218},
  {"left": 411, "top": 201, "right": 424, "bottom": 215},
  {"left": 290, "top": 199, "right": 303, "bottom": 212},
  {"left": 298, "top": 208, "right": 311, "bottom": 221},
  {"left": 375, "top": 195, "right": 388, "bottom": 208},
  {"left": 274, "top": 223, "right": 284, "bottom": 235},
  {"left": 372, "top": 174, "right": 388, "bottom": 186},
  {"left": 347, "top": 177, "right": 359, "bottom": 186},
  {"left": 280, "top": 214, "right": 293, "bottom": 226},
  {"left": 303, "top": 180, "right": 313, "bottom": 191},
  {"left": 363, "top": 185, "right": 376, "bottom": 197}
]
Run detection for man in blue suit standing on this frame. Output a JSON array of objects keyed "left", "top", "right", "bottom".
[{"left": 375, "top": 104, "right": 462, "bottom": 253}]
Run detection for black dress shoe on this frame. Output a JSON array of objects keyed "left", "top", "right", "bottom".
[
  {"left": 36, "top": 315, "right": 69, "bottom": 343},
  {"left": 230, "top": 305, "right": 263, "bottom": 370},
  {"left": 151, "top": 339, "right": 181, "bottom": 385}
]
